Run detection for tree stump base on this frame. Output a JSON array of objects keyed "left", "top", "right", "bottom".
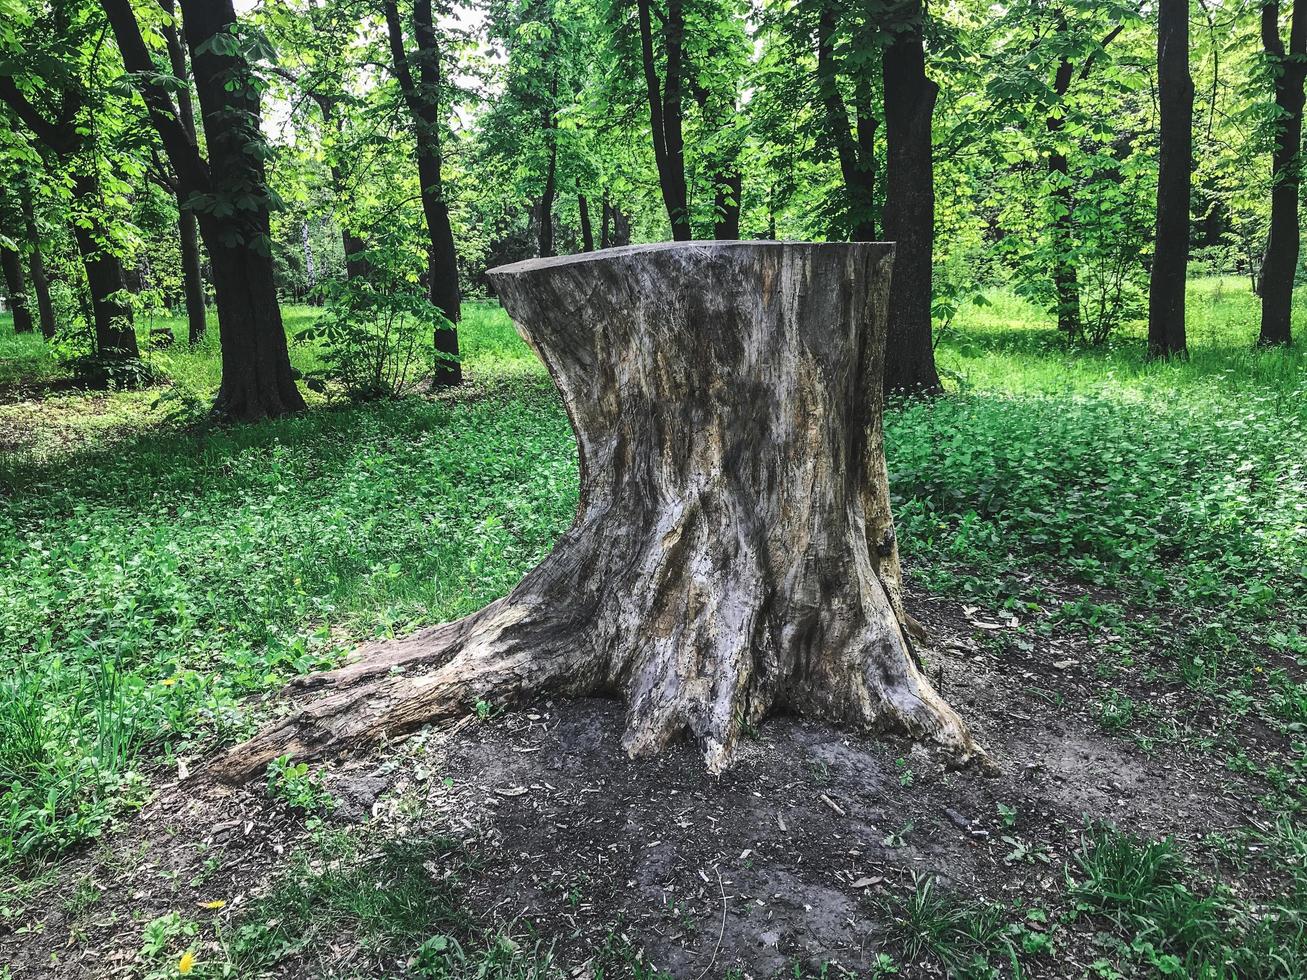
[{"left": 213, "top": 242, "right": 976, "bottom": 783}]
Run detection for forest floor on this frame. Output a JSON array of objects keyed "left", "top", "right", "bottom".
[{"left": 1, "top": 278, "right": 1305, "bottom": 978}]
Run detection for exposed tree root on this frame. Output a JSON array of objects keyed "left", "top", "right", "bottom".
[{"left": 211, "top": 243, "right": 982, "bottom": 784}]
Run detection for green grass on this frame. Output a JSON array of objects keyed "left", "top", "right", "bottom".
[{"left": 1, "top": 279, "right": 1306, "bottom": 975}]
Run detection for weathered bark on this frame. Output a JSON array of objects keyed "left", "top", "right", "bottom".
[
  {"left": 1148, "top": 0, "right": 1193, "bottom": 359},
  {"left": 637, "top": 0, "right": 692, "bottom": 240},
  {"left": 212, "top": 242, "right": 976, "bottom": 783},
  {"left": 384, "top": 0, "right": 462, "bottom": 385},
  {"left": 161, "top": 2, "right": 208, "bottom": 344},
  {"left": 1, "top": 245, "right": 34, "bottom": 334},
  {"left": 19, "top": 189, "right": 56, "bottom": 338},
  {"left": 881, "top": 0, "right": 942, "bottom": 395},
  {"left": 1260, "top": 0, "right": 1305, "bottom": 347},
  {"left": 578, "top": 194, "right": 595, "bottom": 251}
]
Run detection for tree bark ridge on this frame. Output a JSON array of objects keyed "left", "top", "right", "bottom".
[{"left": 213, "top": 242, "right": 976, "bottom": 783}]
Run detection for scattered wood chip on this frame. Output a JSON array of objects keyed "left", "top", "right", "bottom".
[
  {"left": 495, "top": 786, "right": 528, "bottom": 797},
  {"left": 820, "top": 794, "right": 846, "bottom": 817},
  {"left": 850, "top": 876, "right": 882, "bottom": 889}
]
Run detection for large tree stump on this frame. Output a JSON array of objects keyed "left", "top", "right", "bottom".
[{"left": 214, "top": 241, "right": 975, "bottom": 782}]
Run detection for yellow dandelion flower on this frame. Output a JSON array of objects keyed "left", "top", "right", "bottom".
[
  {"left": 161, "top": 677, "right": 178, "bottom": 687},
  {"left": 199, "top": 899, "right": 226, "bottom": 909},
  {"left": 178, "top": 950, "right": 196, "bottom": 974}
]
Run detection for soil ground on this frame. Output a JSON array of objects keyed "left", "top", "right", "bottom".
[{"left": 0, "top": 581, "right": 1275, "bottom": 979}]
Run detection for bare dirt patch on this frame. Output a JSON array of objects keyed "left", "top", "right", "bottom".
[{"left": 0, "top": 586, "right": 1275, "bottom": 978}]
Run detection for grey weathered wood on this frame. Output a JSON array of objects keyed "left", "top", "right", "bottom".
[{"left": 214, "top": 241, "right": 976, "bottom": 782}]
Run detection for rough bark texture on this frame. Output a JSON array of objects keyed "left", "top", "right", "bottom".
[
  {"left": 1, "top": 245, "right": 34, "bottom": 334},
  {"left": 1260, "top": 0, "right": 1305, "bottom": 347},
  {"left": 213, "top": 241, "right": 976, "bottom": 784},
  {"left": 1148, "top": 0, "right": 1193, "bottom": 359},
  {"left": 881, "top": 1, "right": 942, "bottom": 395}
]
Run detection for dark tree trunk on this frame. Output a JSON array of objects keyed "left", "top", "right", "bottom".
[
  {"left": 816, "top": 0, "right": 877, "bottom": 241},
  {"left": 102, "top": 0, "right": 303, "bottom": 415},
  {"left": 213, "top": 242, "right": 977, "bottom": 783},
  {"left": 539, "top": 104, "right": 558, "bottom": 258},
  {"left": 70, "top": 175, "right": 138, "bottom": 357},
  {"left": 578, "top": 194, "right": 595, "bottom": 251},
  {"left": 1047, "top": 43, "right": 1081, "bottom": 338},
  {"left": 1148, "top": 0, "right": 1193, "bottom": 359},
  {"left": 600, "top": 194, "right": 611, "bottom": 248},
  {"left": 1, "top": 245, "right": 34, "bottom": 334},
  {"left": 384, "top": 0, "right": 462, "bottom": 385},
  {"left": 612, "top": 206, "right": 632, "bottom": 246},
  {"left": 881, "top": 0, "right": 941, "bottom": 395},
  {"left": 20, "top": 191, "right": 56, "bottom": 338},
  {"left": 178, "top": 206, "right": 206, "bottom": 344},
  {"left": 637, "top": 0, "right": 691, "bottom": 240},
  {"left": 714, "top": 172, "right": 742, "bottom": 240},
  {"left": 162, "top": 3, "right": 208, "bottom": 344},
  {"left": 178, "top": 0, "right": 304, "bottom": 416},
  {"left": 1260, "top": 0, "right": 1305, "bottom": 346}
]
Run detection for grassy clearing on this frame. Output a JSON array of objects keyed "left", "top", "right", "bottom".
[{"left": 1, "top": 279, "right": 1306, "bottom": 976}]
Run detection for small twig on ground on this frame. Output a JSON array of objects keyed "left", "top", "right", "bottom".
[{"left": 694, "top": 866, "right": 726, "bottom": 980}]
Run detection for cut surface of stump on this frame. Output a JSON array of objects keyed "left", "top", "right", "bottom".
[{"left": 214, "top": 241, "right": 976, "bottom": 782}]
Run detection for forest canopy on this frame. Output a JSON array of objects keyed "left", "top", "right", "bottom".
[{"left": 0, "top": 0, "right": 1302, "bottom": 417}]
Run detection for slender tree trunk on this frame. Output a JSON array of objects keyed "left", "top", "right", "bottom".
[
  {"left": 1047, "top": 45, "right": 1082, "bottom": 338},
  {"left": 637, "top": 0, "right": 691, "bottom": 240},
  {"left": 539, "top": 104, "right": 558, "bottom": 258},
  {"left": 600, "top": 193, "right": 611, "bottom": 248},
  {"left": 1260, "top": 0, "right": 1305, "bottom": 346},
  {"left": 179, "top": 0, "right": 304, "bottom": 416},
  {"left": 384, "top": 0, "right": 462, "bottom": 385},
  {"left": 1148, "top": 0, "right": 1193, "bottom": 359},
  {"left": 881, "top": 0, "right": 942, "bottom": 395},
  {"left": 20, "top": 191, "right": 56, "bottom": 338},
  {"left": 579, "top": 194, "right": 595, "bottom": 251},
  {"left": 162, "top": 0, "right": 207, "bottom": 345},
  {"left": 213, "top": 242, "right": 977, "bottom": 784},
  {"left": 816, "top": 0, "right": 877, "bottom": 241},
  {"left": 178, "top": 206, "right": 206, "bottom": 344},
  {"left": 70, "top": 174, "right": 137, "bottom": 357},
  {"left": 1, "top": 245, "right": 34, "bottom": 334}
]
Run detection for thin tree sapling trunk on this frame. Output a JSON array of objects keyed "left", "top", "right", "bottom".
[
  {"left": 881, "top": 0, "right": 942, "bottom": 395},
  {"left": 1148, "top": 0, "right": 1193, "bottom": 359},
  {"left": 213, "top": 242, "right": 977, "bottom": 783},
  {"left": 1260, "top": 0, "right": 1305, "bottom": 346}
]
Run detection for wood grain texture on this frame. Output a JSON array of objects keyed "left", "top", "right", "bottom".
[{"left": 213, "top": 241, "right": 976, "bottom": 783}]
